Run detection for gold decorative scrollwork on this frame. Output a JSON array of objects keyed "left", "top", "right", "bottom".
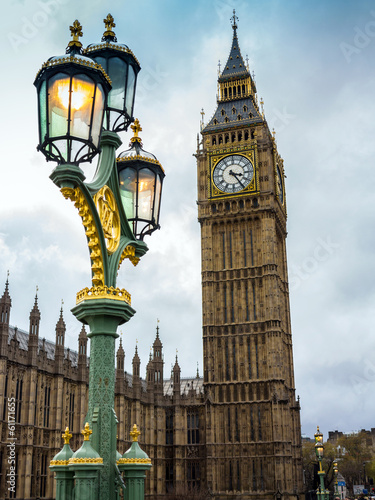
[
  {"left": 61, "top": 187, "right": 104, "bottom": 286},
  {"left": 93, "top": 186, "right": 121, "bottom": 255},
  {"left": 118, "top": 245, "right": 140, "bottom": 269}
]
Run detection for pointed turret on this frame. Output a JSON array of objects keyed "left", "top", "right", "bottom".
[
  {"left": 116, "top": 338, "right": 125, "bottom": 393},
  {"left": 132, "top": 343, "right": 141, "bottom": 398},
  {"left": 173, "top": 353, "right": 181, "bottom": 402},
  {"left": 0, "top": 274, "right": 11, "bottom": 356},
  {"left": 78, "top": 325, "right": 88, "bottom": 381},
  {"left": 152, "top": 323, "right": 164, "bottom": 399},
  {"left": 28, "top": 290, "right": 40, "bottom": 365},
  {"left": 55, "top": 305, "right": 65, "bottom": 373},
  {"left": 55, "top": 306, "right": 66, "bottom": 349}
]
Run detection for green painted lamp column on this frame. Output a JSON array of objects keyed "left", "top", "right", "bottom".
[
  {"left": 50, "top": 427, "right": 74, "bottom": 500},
  {"left": 118, "top": 424, "right": 152, "bottom": 500},
  {"left": 71, "top": 298, "right": 135, "bottom": 500}
]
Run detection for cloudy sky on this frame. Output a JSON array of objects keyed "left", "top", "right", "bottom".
[{"left": 1, "top": 0, "right": 375, "bottom": 439}]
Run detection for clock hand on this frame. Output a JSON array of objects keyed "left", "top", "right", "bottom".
[{"left": 229, "top": 169, "right": 245, "bottom": 188}]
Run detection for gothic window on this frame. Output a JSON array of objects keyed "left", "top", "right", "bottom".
[
  {"left": 255, "top": 337, "right": 259, "bottom": 379},
  {"left": 229, "top": 461, "right": 233, "bottom": 491},
  {"left": 242, "top": 84, "right": 245, "bottom": 95},
  {"left": 242, "top": 229, "right": 247, "bottom": 266},
  {"left": 237, "top": 115, "right": 242, "bottom": 121},
  {"left": 249, "top": 113, "right": 253, "bottom": 119},
  {"left": 69, "top": 391, "right": 75, "bottom": 432},
  {"left": 166, "top": 462, "right": 173, "bottom": 492},
  {"left": 250, "top": 407, "right": 255, "bottom": 441},
  {"left": 252, "top": 282, "right": 257, "bottom": 321},
  {"left": 260, "top": 459, "right": 264, "bottom": 490},
  {"left": 243, "top": 104, "right": 248, "bottom": 112},
  {"left": 221, "top": 109, "right": 225, "bottom": 116},
  {"left": 247, "top": 337, "right": 252, "bottom": 378},
  {"left": 166, "top": 410, "right": 173, "bottom": 445},
  {"left": 2, "top": 375, "right": 7, "bottom": 420},
  {"left": 232, "top": 106, "right": 236, "bottom": 115},
  {"left": 187, "top": 461, "right": 200, "bottom": 489},
  {"left": 230, "top": 284, "right": 235, "bottom": 323},
  {"left": 252, "top": 460, "right": 257, "bottom": 490},
  {"left": 187, "top": 412, "right": 199, "bottom": 444},
  {"left": 235, "top": 408, "right": 240, "bottom": 441},
  {"left": 219, "top": 135, "right": 223, "bottom": 144},
  {"left": 238, "top": 131, "right": 242, "bottom": 141},
  {"left": 213, "top": 118, "right": 218, "bottom": 125},
  {"left": 225, "top": 338, "right": 230, "bottom": 380},
  {"left": 231, "top": 133, "right": 236, "bottom": 142},
  {"left": 225, "top": 116, "right": 229, "bottom": 123},
  {"left": 250, "top": 229, "right": 254, "bottom": 265},
  {"left": 223, "top": 286, "right": 227, "bottom": 324},
  {"left": 232, "top": 338, "right": 237, "bottom": 379},
  {"left": 225, "top": 134, "right": 229, "bottom": 144},
  {"left": 258, "top": 408, "right": 262, "bottom": 441},
  {"left": 224, "top": 88, "right": 228, "bottom": 99},
  {"left": 40, "top": 452, "right": 48, "bottom": 497},
  {"left": 229, "top": 231, "right": 233, "bottom": 268},
  {"left": 227, "top": 407, "right": 232, "bottom": 442},
  {"left": 15, "top": 378, "right": 23, "bottom": 424},
  {"left": 34, "top": 383, "right": 38, "bottom": 425},
  {"left": 43, "top": 385, "right": 51, "bottom": 428},
  {"left": 211, "top": 204, "right": 217, "bottom": 214},
  {"left": 244, "top": 130, "right": 249, "bottom": 140},
  {"left": 212, "top": 136, "right": 216, "bottom": 145},
  {"left": 251, "top": 129, "right": 255, "bottom": 138},
  {"left": 245, "top": 285, "right": 250, "bottom": 322}
]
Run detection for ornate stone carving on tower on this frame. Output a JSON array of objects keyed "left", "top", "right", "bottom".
[{"left": 196, "top": 11, "right": 303, "bottom": 499}]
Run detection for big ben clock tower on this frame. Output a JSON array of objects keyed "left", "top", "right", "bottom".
[{"left": 196, "top": 12, "right": 303, "bottom": 499}]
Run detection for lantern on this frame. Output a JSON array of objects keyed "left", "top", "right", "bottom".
[
  {"left": 34, "top": 20, "right": 111, "bottom": 164},
  {"left": 117, "top": 119, "right": 165, "bottom": 239},
  {"left": 85, "top": 14, "right": 140, "bottom": 132}
]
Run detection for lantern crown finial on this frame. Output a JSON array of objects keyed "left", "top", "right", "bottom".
[
  {"left": 102, "top": 13, "right": 117, "bottom": 42},
  {"left": 62, "top": 426, "right": 72, "bottom": 445},
  {"left": 130, "top": 119, "right": 143, "bottom": 145},
  {"left": 130, "top": 424, "right": 141, "bottom": 442},
  {"left": 67, "top": 20, "right": 83, "bottom": 53},
  {"left": 82, "top": 422, "right": 93, "bottom": 441}
]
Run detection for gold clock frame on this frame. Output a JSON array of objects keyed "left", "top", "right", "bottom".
[{"left": 208, "top": 147, "right": 259, "bottom": 200}]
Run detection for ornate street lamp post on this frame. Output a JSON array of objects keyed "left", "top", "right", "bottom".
[
  {"left": 333, "top": 460, "right": 340, "bottom": 499},
  {"left": 34, "top": 16, "right": 164, "bottom": 500},
  {"left": 315, "top": 426, "right": 329, "bottom": 500}
]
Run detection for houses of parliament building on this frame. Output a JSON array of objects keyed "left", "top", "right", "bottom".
[{"left": 0, "top": 13, "right": 303, "bottom": 500}]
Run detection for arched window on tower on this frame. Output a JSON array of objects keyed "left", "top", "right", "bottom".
[
  {"left": 225, "top": 134, "right": 229, "bottom": 144},
  {"left": 219, "top": 135, "right": 223, "bottom": 144},
  {"left": 231, "top": 133, "right": 236, "bottom": 143},
  {"left": 212, "top": 137, "right": 216, "bottom": 146}
]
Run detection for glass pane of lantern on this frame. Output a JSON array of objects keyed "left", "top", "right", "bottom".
[
  {"left": 138, "top": 168, "right": 155, "bottom": 221},
  {"left": 154, "top": 174, "right": 161, "bottom": 224},
  {"left": 94, "top": 56, "right": 107, "bottom": 73},
  {"left": 91, "top": 83, "right": 105, "bottom": 148},
  {"left": 125, "top": 64, "right": 135, "bottom": 116},
  {"left": 70, "top": 75, "right": 95, "bottom": 141},
  {"left": 119, "top": 167, "right": 137, "bottom": 220},
  {"left": 39, "top": 79, "right": 47, "bottom": 141},
  {"left": 48, "top": 72, "right": 70, "bottom": 139},
  {"left": 108, "top": 57, "right": 127, "bottom": 110}
]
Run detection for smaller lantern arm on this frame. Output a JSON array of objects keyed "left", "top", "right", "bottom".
[
  {"left": 106, "top": 169, "right": 148, "bottom": 258},
  {"left": 86, "top": 131, "right": 122, "bottom": 195}
]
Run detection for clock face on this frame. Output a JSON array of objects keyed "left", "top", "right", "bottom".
[
  {"left": 276, "top": 165, "right": 284, "bottom": 204},
  {"left": 213, "top": 155, "right": 254, "bottom": 193}
]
